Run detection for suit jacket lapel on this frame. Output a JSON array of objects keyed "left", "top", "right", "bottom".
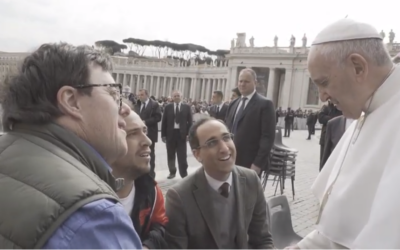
[
  {"left": 220, "top": 104, "right": 227, "bottom": 114},
  {"left": 237, "top": 93, "right": 258, "bottom": 123},
  {"left": 230, "top": 99, "right": 241, "bottom": 125},
  {"left": 192, "top": 168, "right": 222, "bottom": 248},
  {"left": 233, "top": 167, "right": 247, "bottom": 248},
  {"left": 144, "top": 99, "right": 152, "bottom": 113}
]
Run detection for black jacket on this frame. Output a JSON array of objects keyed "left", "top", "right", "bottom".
[{"left": 129, "top": 175, "right": 169, "bottom": 249}]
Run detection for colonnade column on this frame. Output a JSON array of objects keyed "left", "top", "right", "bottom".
[
  {"left": 280, "top": 69, "right": 292, "bottom": 109},
  {"left": 266, "top": 68, "right": 275, "bottom": 100}
]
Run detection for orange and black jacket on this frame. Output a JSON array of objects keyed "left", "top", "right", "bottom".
[{"left": 129, "top": 174, "right": 169, "bottom": 249}]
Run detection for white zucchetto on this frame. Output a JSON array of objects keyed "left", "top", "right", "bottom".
[{"left": 312, "top": 19, "right": 382, "bottom": 45}]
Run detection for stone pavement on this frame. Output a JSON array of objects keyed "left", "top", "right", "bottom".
[{"left": 153, "top": 130, "right": 321, "bottom": 237}]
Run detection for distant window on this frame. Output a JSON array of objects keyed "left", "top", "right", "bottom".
[{"left": 306, "top": 78, "right": 319, "bottom": 105}]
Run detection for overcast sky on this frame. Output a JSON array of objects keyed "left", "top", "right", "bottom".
[{"left": 1, "top": 0, "right": 399, "bottom": 52}]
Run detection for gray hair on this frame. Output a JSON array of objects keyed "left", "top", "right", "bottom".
[{"left": 310, "top": 38, "right": 392, "bottom": 67}]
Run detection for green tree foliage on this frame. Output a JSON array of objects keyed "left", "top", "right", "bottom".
[
  {"left": 94, "top": 40, "right": 128, "bottom": 55},
  {"left": 121, "top": 37, "right": 229, "bottom": 63}
]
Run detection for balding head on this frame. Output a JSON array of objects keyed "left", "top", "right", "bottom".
[
  {"left": 308, "top": 19, "right": 394, "bottom": 119},
  {"left": 238, "top": 68, "right": 257, "bottom": 96}
]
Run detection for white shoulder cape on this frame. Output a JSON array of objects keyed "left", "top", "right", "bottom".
[{"left": 311, "top": 66, "right": 400, "bottom": 249}]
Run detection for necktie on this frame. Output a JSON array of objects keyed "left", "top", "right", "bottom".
[
  {"left": 216, "top": 106, "right": 220, "bottom": 116},
  {"left": 175, "top": 104, "right": 181, "bottom": 124},
  {"left": 231, "top": 97, "right": 248, "bottom": 134},
  {"left": 140, "top": 103, "right": 146, "bottom": 114},
  {"left": 219, "top": 182, "right": 230, "bottom": 198}
]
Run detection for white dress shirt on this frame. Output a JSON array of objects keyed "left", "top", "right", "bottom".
[
  {"left": 174, "top": 102, "right": 181, "bottom": 129},
  {"left": 204, "top": 170, "right": 232, "bottom": 193},
  {"left": 140, "top": 99, "right": 149, "bottom": 113},
  {"left": 235, "top": 89, "right": 256, "bottom": 116}
]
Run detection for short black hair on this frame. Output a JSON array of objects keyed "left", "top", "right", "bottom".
[
  {"left": 188, "top": 117, "right": 227, "bottom": 150},
  {"left": 213, "top": 90, "right": 223, "bottom": 99},
  {"left": 139, "top": 89, "right": 149, "bottom": 96},
  {"left": 232, "top": 87, "right": 241, "bottom": 97}
]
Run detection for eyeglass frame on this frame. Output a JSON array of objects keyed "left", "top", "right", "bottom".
[
  {"left": 195, "top": 133, "right": 234, "bottom": 150},
  {"left": 74, "top": 83, "right": 122, "bottom": 111}
]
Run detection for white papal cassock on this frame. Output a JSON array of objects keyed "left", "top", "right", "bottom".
[{"left": 298, "top": 65, "right": 400, "bottom": 249}]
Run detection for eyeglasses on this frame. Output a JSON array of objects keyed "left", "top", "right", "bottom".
[
  {"left": 74, "top": 83, "right": 122, "bottom": 111},
  {"left": 197, "top": 133, "right": 233, "bottom": 149}
]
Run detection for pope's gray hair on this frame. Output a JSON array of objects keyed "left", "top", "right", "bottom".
[{"left": 311, "top": 38, "right": 392, "bottom": 67}]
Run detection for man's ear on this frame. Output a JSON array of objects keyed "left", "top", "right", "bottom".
[
  {"left": 57, "top": 86, "right": 84, "bottom": 120},
  {"left": 192, "top": 149, "right": 202, "bottom": 162}
]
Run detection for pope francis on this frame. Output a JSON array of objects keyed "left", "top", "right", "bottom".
[{"left": 290, "top": 19, "right": 400, "bottom": 249}]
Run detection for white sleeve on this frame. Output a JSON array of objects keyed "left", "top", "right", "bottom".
[{"left": 297, "top": 230, "right": 347, "bottom": 249}]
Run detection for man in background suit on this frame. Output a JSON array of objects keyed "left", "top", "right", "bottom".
[
  {"left": 306, "top": 109, "right": 317, "bottom": 140},
  {"left": 225, "top": 68, "right": 276, "bottom": 175},
  {"left": 135, "top": 89, "right": 162, "bottom": 178},
  {"left": 318, "top": 101, "right": 342, "bottom": 169},
  {"left": 209, "top": 90, "right": 228, "bottom": 122},
  {"left": 161, "top": 90, "right": 193, "bottom": 179},
  {"left": 321, "top": 115, "right": 354, "bottom": 170},
  {"left": 284, "top": 108, "right": 294, "bottom": 137},
  {"left": 165, "top": 117, "right": 274, "bottom": 249}
]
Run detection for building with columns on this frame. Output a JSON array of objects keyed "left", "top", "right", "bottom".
[{"left": 1, "top": 31, "right": 400, "bottom": 110}]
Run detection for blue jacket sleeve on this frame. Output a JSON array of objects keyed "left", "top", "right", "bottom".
[{"left": 43, "top": 199, "right": 142, "bottom": 249}]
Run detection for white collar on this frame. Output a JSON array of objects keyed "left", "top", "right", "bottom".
[
  {"left": 364, "top": 65, "right": 400, "bottom": 114},
  {"left": 242, "top": 89, "right": 256, "bottom": 101},
  {"left": 142, "top": 99, "right": 149, "bottom": 105},
  {"left": 204, "top": 169, "right": 232, "bottom": 192},
  {"left": 119, "top": 181, "right": 135, "bottom": 200}
]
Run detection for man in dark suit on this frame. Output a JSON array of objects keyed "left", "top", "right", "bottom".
[
  {"left": 209, "top": 90, "right": 228, "bottom": 122},
  {"left": 165, "top": 117, "right": 274, "bottom": 249},
  {"left": 284, "top": 108, "right": 294, "bottom": 137},
  {"left": 134, "top": 89, "right": 162, "bottom": 178},
  {"left": 318, "top": 101, "right": 342, "bottom": 169},
  {"left": 225, "top": 68, "right": 276, "bottom": 175},
  {"left": 321, "top": 115, "right": 353, "bottom": 170},
  {"left": 161, "top": 90, "right": 193, "bottom": 179},
  {"left": 306, "top": 110, "right": 317, "bottom": 140}
]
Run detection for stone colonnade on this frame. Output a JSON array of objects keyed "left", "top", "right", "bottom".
[{"left": 113, "top": 73, "right": 228, "bottom": 101}]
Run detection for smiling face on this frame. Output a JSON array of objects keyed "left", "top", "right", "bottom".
[
  {"left": 192, "top": 119, "right": 236, "bottom": 179},
  {"left": 111, "top": 111, "right": 152, "bottom": 181}
]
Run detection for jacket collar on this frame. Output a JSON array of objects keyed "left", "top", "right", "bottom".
[{"left": 10, "top": 122, "right": 122, "bottom": 191}]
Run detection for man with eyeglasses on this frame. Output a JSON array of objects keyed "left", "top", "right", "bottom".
[
  {"left": 164, "top": 117, "right": 274, "bottom": 249},
  {"left": 0, "top": 43, "right": 141, "bottom": 249}
]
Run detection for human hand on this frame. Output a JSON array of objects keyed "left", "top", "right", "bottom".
[{"left": 250, "top": 164, "right": 261, "bottom": 175}]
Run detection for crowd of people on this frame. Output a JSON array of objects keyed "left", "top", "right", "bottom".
[{"left": 1, "top": 18, "right": 400, "bottom": 249}]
